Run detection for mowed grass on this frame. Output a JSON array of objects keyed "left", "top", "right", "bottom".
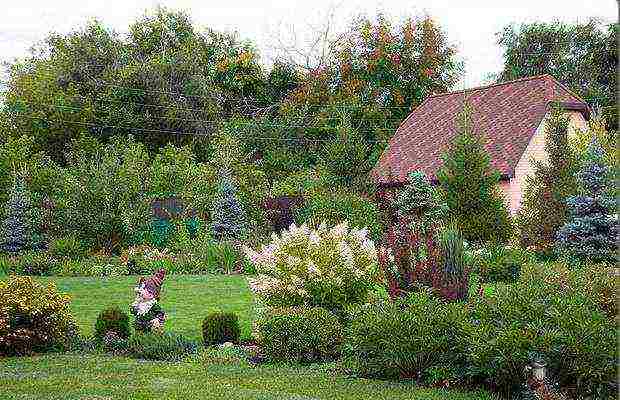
[
  {"left": 0, "top": 354, "right": 498, "bottom": 400},
  {"left": 0, "top": 274, "right": 497, "bottom": 399},
  {"left": 36, "top": 274, "right": 255, "bottom": 340}
]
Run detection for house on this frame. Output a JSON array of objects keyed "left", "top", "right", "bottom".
[{"left": 371, "top": 74, "right": 589, "bottom": 214}]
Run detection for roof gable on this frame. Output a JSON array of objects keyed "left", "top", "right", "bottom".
[{"left": 372, "top": 75, "right": 587, "bottom": 185}]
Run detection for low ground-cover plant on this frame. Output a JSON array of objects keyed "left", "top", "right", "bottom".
[
  {"left": 257, "top": 306, "right": 343, "bottom": 363},
  {"left": 466, "top": 263, "right": 617, "bottom": 397},
  {"left": 126, "top": 332, "right": 198, "bottom": 361},
  {"left": 202, "top": 312, "right": 240, "bottom": 345},
  {"left": 244, "top": 222, "right": 378, "bottom": 315},
  {"left": 0, "top": 275, "right": 77, "bottom": 356},
  {"left": 343, "top": 291, "right": 469, "bottom": 382},
  {"left": 94, "top": 307, "right": 131, "bottom": 342}
]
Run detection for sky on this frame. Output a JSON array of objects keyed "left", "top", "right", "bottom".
[{"left": 0, "top": 0, "right": 617, "bottom": 89}]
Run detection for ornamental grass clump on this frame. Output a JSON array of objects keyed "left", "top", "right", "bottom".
[
  {"left": 0, "top": 276, "right": 77, "bottom": 356},
  {"left": 244, "top": 222, "right": 378, "bottom": 314}
]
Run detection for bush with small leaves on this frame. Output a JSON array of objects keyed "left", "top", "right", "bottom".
[
  {"left": 48, "top": 235, "right": 86, "bottom": 260},
  {"left": 202, "top": 312, "right": 241, "bottom": 346},
  {"left": 94, "top": 306, "right": 131, "bottom": 342},
  {"left": 0, "top": 276, "right": 77, "bottom": 356},
  {"left": 257, "top": 307, "right": 343, "bottom": 363}
]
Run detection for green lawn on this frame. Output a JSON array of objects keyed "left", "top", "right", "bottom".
[
  {"left": 0, "top": 275, "right": 497, "bottom": 399},
  {"left": 36, "top": 274, "right": 255, "bottom": 340},
  {"left": 0, "top": 354, "right": 497, "bottom": 400}
]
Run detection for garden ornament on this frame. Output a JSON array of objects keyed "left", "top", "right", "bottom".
[{"left": 130, "top": 268, "right": 166, "bottom": 333}]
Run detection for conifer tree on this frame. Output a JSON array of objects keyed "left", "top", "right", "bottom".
[
  {"left": 437, "top": 102, "right": 512, "bottom": 244},
  {"left": 0, "top": 176, "right": 34, "bottom": 253},
  {"left": 556, "top": 139, "right": 618, "bottom": 263},
  {"left": 516, "top": 106, "right": 579, "bottom": 250},
  {"left": 211, "top": 171, "right": 246, "bottom": 241}
]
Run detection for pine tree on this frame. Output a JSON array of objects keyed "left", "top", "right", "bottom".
[
  {"left": 437, "top": 102, "right": 512, "bottom": 244},
  {"left": 556, "top": 139, "right": 618, "bottom": 263},
  {"left": 516, "top": 106, "right": 579, "bottom": 251},
  {"left": 0, "top": 176, "right": 34, "bottom": 253},
  {"left": 211, "top": 171, "right": 246, "bottom": 241}
]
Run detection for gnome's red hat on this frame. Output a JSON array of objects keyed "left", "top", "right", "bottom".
[{"left": 140, "top": 269, "right": 166, "bottom": 299}]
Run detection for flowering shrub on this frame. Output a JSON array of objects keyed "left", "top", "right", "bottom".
[
  {"left": 244, "top": 222, "right": 378, "bottom": 313},
  {"left": 0, "top": 276, "right": 77, "bottom": 356}
]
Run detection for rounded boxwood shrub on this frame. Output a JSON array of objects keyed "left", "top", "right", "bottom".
[
  {"left": 257, "top": 306, "right": 343, "bottom": 363},
  {"left": 202, "top": 312, "right": 240, "bottom": 345},
  {"left": 94, "top": 306, "right": 131, "bottom": 342},
  {"left": 0, "top": 276, "right": 77, "bottom": 356}
]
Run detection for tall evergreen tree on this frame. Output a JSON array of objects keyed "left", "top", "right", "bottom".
[
  {"left": 516, "top": 106, "right": 579, "bottom": 250},
  {"left": 556, "top": 139, "right": 618, "bottom": 263},
  {"left": 211, "top": 171, "right": 246, "bottom": 241},
  {"left": 0, "top": 176, "right": 34, "bottom": 253},
  {"left": 437, "top": 102, "right": 512, "bottom": 244}
]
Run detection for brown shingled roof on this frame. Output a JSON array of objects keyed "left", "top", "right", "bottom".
[{"left": 371, "top": 74, "right": 588, "bottom": 185}]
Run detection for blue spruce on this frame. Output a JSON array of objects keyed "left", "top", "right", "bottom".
[
  {"left": 211, "top": 172, "right": 246, "bottom": 240},
  {"left": 556, "top": 139, "right": 618, "bottom": 263},
  {"left": 0, "top": 176, "right": 34, "bottom": 254}
]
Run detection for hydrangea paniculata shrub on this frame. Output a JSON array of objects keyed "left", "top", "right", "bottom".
[{"left": 244, "top": 222, "right": 378, "bottom": 313}]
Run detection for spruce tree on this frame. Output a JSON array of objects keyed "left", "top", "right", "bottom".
[
  {"left": 556, "top": 139, "right": 618, "bottom": 263},
  {"left": 211, "top": 171, "right": 246, "bottom": 241},
  {"left": 437, "top": 102, "right": 512, "bottom": 244},
  {"left": 516, "top": 106, "right": 579, "bottom": 251},
  {"left": 0, "top": 176, "right": 34, "bottom": 253}
]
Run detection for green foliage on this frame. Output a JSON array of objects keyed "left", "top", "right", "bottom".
[
  {"left": 5, "top": 251, "right": 59, "bottom": 276},
  {"left": 2, "top": 7, "right": 272, "bottom": 158},
  {"left": 468, "top": 245, "right": 532, "bottom": 283},
  {"left": 437, "top": 103, "right": 512, "bottom": 244},
  {"left": 343, "top": 292, "right": 469, "bottom": 380},
  {"left": 516, "top": 108, "right": 579, "bottom": 251},
  {"left": 94, "top": 306, "right": 131, "bottom": 341},
  {"left": 437, "top": 223, "right": 467, "bottom": 288},
  {"left": 48, "top": 235, "right": 86, "bottom": 260},
  {"left": 257, "top": 307, "right": 342, "bottom": 363},
  {"left": 202, "top": 312, "right": 241, "bottom": 345},
  {"left": 497, "top": 19, "right": 618, "bottom": 128},
  {"left": 126, "top": 332, "right": 198, "bottom": 361},
  {"left": 317, "top": 120, "right": 370, "bottom": 185},
  {"left": 0, "top": 276, "right": 77, "bottom": 356},
  {"left": 0, "top": 136, "right": 56, "bottom": 208},
  {"left": 52, "top": 135, "right": 152, "bottom": 253},
  {"left": 211, "top": 172, "right": 246, "bottom": 241},
  {"left": 199, "top": 345, "right": 249, "bottom": 366},
  {"left": 0, "top": 176, "right": 38, "bottom": 254},
  {"left": 556, "top": 139, "right": 618, "bottom": 264},
  {"left": 466, "top": 263, "right": 617, "bottom": 397},
  {"left": 245, "top": 222, "right": 378, "bottom": 315},
  {"left": 294, "top": 190, "right": 383, "bottom": 242},
  {"left": 393, "top": 170, "right": 448, "bottom": 232}
]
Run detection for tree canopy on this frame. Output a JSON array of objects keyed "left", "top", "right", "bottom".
[{"left": 496, "top": 19, "right": 618, "bottom": 129}]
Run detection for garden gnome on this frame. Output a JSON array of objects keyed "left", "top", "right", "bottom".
[{"left": 130, "top": 269, "right": 166, "bottom": 333}]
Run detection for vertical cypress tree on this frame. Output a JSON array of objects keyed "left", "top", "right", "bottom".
[
  {"left": 556, "top": 139, "right": 618, "bottom": 263},
  {"left": 211, "top": 171, "right": 246, "bottom": 241},
  {"left": 0, "top": 176, "right": 34, "bottom": 253},
  {"left": 437, "top": 102, "right": 512, "bottom": 244},
  {"left": 516, "top": 106, "right": 579, "bottom": 251}
]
